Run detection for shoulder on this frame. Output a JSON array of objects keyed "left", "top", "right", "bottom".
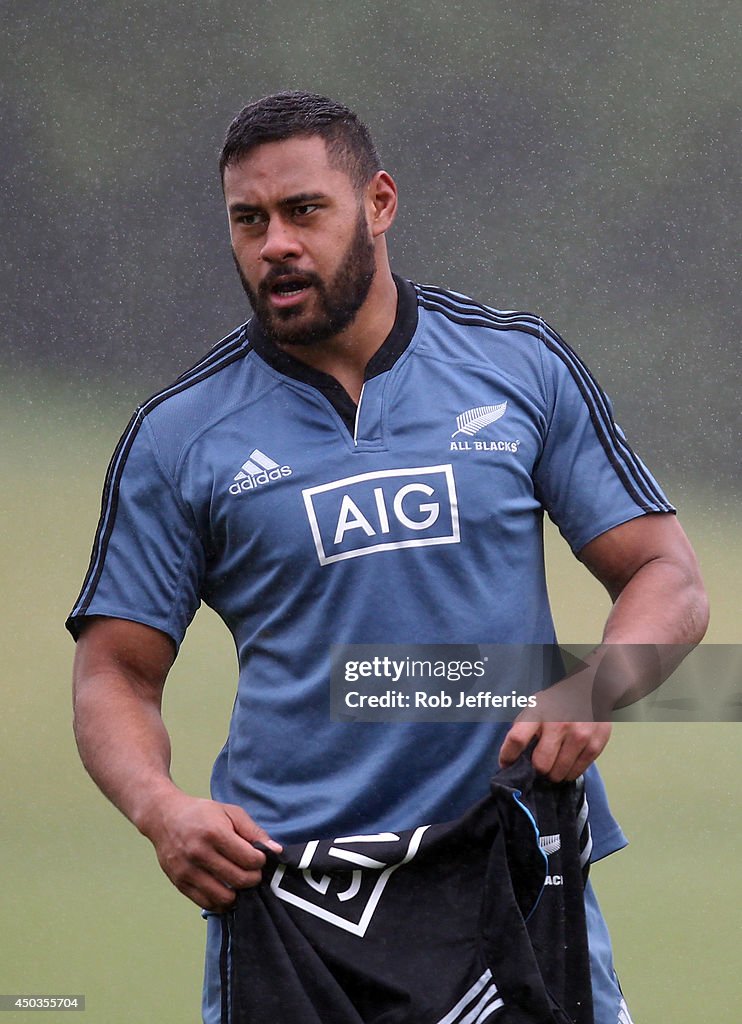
[
  {"left": 141, "top": 320, "right": 253, "bottom": 427},
  {"left": 100, "top": 320, "right": 277, "bottom": 485},
  {"left": 414, "top": 282, "right": 541, "bottom": 337},
  {"left": 120, "top": 320, "right": 273, "bottom": 467},
  {"left": 412, "top": 282, "right": 601, "bottom": 395},
  {"left": 413, "top": 282, "right": 542, "bottom": 346},
  {"left": 411, "top": 281, "right": 553, "bottom": 373},
  {"left": 410, "top": 281, "right": 564, "bottom": 399}
]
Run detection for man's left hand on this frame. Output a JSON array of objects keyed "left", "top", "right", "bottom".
[{"left": 499, "top": 718, "right": 612, "bottom": 782}]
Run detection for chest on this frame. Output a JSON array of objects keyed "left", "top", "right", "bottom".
[{"left": 181, "top": 362, "right": 547, "bottom": 571}]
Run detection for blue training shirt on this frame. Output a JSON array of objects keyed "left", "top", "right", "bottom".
[{"left": 68, "top": 277, "right": 674, "bottom": 855}]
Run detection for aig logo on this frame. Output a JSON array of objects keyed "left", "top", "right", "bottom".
[{"left": 302, "top": 465, "right": 460, "bottom": 565}]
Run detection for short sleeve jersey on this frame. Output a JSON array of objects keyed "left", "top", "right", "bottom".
[{"left": 67, "top": 278, "right": 674, "bottom": 854}]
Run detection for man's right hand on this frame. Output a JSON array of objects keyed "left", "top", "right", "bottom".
[
  {"left": 72, "top": 618, "right": 283, "bottom": 912},
  {"left": 138, "top": 787, "right": 283, "bottom": 911}
]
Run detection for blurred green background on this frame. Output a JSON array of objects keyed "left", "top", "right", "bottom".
[{"left": 2, "top": 1, "right": 739, "bottom": 1021}]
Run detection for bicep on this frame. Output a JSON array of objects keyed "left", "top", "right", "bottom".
[
  {"left": 578, "top": 513, "right": 702, "bottom": 600},
  {"left": 73, "top": 617, "right": 177, "bottom": 707}
]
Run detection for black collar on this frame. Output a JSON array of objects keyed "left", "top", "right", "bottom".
[{"left": 247, "top": 275, "right": 419, "bottom": 431}]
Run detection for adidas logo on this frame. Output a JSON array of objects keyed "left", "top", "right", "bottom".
[{"left": 228, "top": 449, "right": 292, "bottom": 494}]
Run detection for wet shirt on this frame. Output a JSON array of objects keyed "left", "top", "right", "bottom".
[{"left": 67, "top": 277, "right": 673, "bottom": 849}]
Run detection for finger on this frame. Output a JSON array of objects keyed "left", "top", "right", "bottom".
[
  {"left": 224, "top": 804, "right": 283, "bottom": 854},
  {"left": 162, "top": 840, "right": 266, "bottom": 902},
  {"left": 556, "top": 723, "right": 612, "bottom": 781},
  {"left": 540, "top": 744, "right": 583, "bottom": 782},
  {"left": 157, "top": 830, "right": 266, "bottom": 895},
  {"left": 206, "top": 809, "right": 281, "bottom": 873},
  {"left": 197, "top": 847, "right": 267, "bottom": 891},
  {"left": 528, "top": 725, "right": 567, "bottom": 778},
  {"left": 499, "top": 720, "right": 541, "bottom": 768},
  {"left": 536, "top": 722, "right": 611, "bottom": 782},
  {"left": 211, "top": 829, "right": 268, "bottom": 873},
  {"left": 177, "top": 871, "right": 240, "bottom": 912}
]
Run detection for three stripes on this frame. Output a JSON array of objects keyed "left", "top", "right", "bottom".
[
  {"left": 234, "top": 449, "right": 280, "bottom": 480},
  {"left": 434, "top": 969, "right": 504, "bottom": 1024}
]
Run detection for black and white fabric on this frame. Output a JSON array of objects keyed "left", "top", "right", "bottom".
[{"left": 223, "top": 750, "right": 594, "bottom": 1024}]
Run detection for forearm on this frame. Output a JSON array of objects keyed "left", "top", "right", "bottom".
[
  {"left": 501, "top": 515, "right": 709, "bottom": 778},
  {"left": 601, "top": 549, "right": 709, "bottom": 647},
  {"left": 588, "top": 549, "right": 709, "bottom": 710},
  {"left": 71, "top": 619, "right": 279, "bottom": 909},
  {"left": 73, "top": 666, "right": 180, "bottom": 836},
  {"left": 572, "top": 514, "right": 709, "bottom": 711}
]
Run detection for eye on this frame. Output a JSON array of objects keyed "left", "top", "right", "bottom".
[
  {"left": 292, "top": 204, "right": 319, "bottom": 217},
  {"left": 237, "top": 211, "right": 266, "bottom": 227}
]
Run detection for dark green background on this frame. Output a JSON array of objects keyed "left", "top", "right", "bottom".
[{"left": 2, "top": 3, "right": 739, "bottom": 1020}]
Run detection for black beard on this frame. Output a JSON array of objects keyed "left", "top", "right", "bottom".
[{"left": 233, "top": 208, "right": 376, "bottom": 347}]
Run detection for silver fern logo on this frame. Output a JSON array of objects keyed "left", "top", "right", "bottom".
[
  {"left": 451, "top": 402, "right": 508, "bottom": 438},
  {"left": 538, "top": 834, "right": 562, "bottom": 856}
]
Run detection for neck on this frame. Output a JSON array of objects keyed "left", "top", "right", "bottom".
[{"left": 276, "top": 264, "right": 398, "bottom": 404}]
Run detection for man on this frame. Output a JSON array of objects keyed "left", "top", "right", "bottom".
[{"left": 68, "top": 92, "right": 708, "bottom": 1023}]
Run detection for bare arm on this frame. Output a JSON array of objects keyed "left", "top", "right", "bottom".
[
  {"left": 499, "top": 513, "right": 709, "bottom": 780},
  {"left": 72, "top": 617, "right": 281, "bottom": 910}
]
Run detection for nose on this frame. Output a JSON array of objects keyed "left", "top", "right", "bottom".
[{"left": 259, "top": 217, "right": 302, "bottom": 263}]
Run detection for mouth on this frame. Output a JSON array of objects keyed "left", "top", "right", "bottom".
[{"left": 266, "top": 274, "right": 314, "bottom": 309}]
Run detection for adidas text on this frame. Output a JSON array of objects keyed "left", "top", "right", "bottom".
[{"left": 229, "top": 466, "right": 292, "bottom": 494}]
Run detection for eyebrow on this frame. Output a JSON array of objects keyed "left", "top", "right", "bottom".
[{"left": 228, "top": 192, "right": 328, "bottom": 215}]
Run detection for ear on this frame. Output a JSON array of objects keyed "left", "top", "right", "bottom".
[{"left": 366, "top": 171, "right": 398, "bottom": 237}]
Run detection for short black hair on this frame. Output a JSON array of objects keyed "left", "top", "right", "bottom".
[{"left": 219, "top": 91, "right": 382, "bottom": 191}]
